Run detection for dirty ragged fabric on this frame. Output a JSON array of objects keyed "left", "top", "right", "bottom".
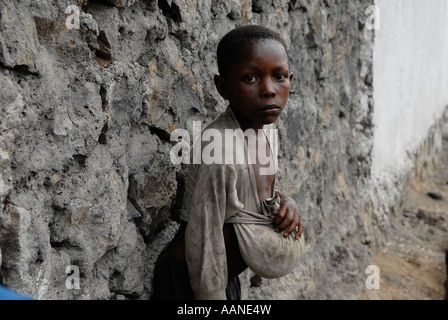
[
  {"left": 180, "top": 106, "right": 305, "bottom": 300},
  {"left": 183, "top": 162, "right": 244, "bottom": 300},
  {"left": 227, "top": 198, "right": 306, "bottom": 279}
]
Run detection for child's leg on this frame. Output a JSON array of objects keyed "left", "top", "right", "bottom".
[
  {"left": 154, "top": 246, "right": 242, "bottom": 300},
  {"left": 152, "top": 246, "right": 194, "bottom": 300},
  {"left": 226, "top": 276, "right": 241, "bottom": 300}
]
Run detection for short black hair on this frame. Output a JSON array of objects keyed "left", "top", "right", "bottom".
[{"left": 217, "top": 25, "right": 289, "bottom": 77}]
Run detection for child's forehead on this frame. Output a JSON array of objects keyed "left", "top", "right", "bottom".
[
  {"left": 238, "top": 38, "right": 285, "bottom": 52},
  {"left": 231, "top": 39, "right": 289, "bottom": 66}
]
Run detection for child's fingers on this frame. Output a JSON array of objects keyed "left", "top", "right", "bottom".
[
  {"left": 294, "top": 213, "right": 304, "bottom": 239},
  {"left": 295, "top": 222, "right": 304, "bottom": 240},
  {"left": 275, "top": 209, "right": 293, "bottom": 232},
  {"left": 277, "top": 205, "right": 287, "bottom": 219},
  {"left": 273, "top": 205, "right": 286, "bottom": 230},
  {"left": 283, "top": 213, "right": 298, "bottom": 237}
]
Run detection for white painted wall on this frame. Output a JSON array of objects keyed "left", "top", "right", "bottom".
[{"left": 371, "top": 0, "right": 448, "bottom": 179}]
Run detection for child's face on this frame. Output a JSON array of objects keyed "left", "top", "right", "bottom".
[{"left": 215, "top": 39, "right": 293, "bottom": 130}]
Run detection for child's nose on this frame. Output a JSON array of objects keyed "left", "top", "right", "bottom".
[{"left": 260, "top": 78, "right": 277, "bottom": 98}]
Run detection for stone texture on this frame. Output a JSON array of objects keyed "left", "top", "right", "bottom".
[
  {"left": 0, "top": 0, "right": 410, "bottom": 300},
  {"left": 0, "top": 0, "right": 40, "bottom": 73}
]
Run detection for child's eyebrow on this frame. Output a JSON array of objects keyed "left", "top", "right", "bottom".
[{"left": 238, "top": 62, "right": 290, "bottom": 71}]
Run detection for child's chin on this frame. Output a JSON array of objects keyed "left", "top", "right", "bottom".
[{"left": 262, "top": 115, "right": 280, "bottom": 124}]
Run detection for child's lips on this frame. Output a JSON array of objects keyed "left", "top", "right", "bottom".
[{"left": 259, "top": 104, "right": 281, "bottom": 114}]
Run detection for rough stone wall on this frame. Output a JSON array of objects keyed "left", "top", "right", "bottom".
[{"left": 0, "top": 0, "right": 377, "bottom": 300}]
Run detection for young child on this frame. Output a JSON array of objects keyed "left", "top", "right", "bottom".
[{"left": 153, "top": 25, "right": 305, "bottom": 300}]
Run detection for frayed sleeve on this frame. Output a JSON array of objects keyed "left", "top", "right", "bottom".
[{"left": 183, "top": 163, "right": 243, "bottom": 300}]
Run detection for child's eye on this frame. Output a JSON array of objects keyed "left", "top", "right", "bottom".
[
  {"left": 274, "top": 73, "right": 288, "bottom": 81},
  {"left": 244, "top": 75, "right": 257, "bottom": 83}
]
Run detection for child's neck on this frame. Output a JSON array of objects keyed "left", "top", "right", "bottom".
[{"left": 232, "top": 109, "right": 265, "bottom": 133}]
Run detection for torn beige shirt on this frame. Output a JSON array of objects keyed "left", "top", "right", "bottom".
[{"left": 180, "top": 106, "right": 305, "bottom": 300}]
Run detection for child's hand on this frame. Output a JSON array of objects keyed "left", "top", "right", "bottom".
[{"left": 271, "top": 191, "right": 304, "bottom": 240}]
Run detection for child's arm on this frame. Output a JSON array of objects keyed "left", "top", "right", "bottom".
[
  {"left": 271, "top": 191, "right": 304, "bottom": 240},
  {"left": 184, "top": 163, "right": 244, "bottom": 300}
]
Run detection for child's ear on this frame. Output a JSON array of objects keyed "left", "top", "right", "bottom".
[{"left": 214, "top": 75, "right": 230, "bottom": 100}]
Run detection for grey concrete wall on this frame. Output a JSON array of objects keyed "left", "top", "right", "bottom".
[{"left": 372, "top": 0, "right": 448, "bottom": 182}]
